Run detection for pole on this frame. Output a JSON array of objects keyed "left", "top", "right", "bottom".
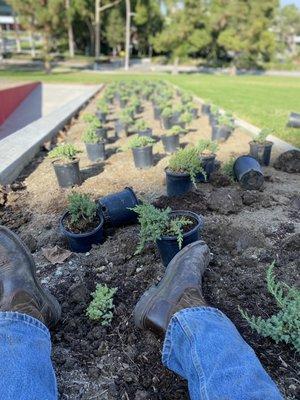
[{"left": 125, "top": 0, "right": 131, "bottom": 70}]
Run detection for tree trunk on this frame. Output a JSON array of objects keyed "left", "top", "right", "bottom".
[
  {"left": 13, "top": 12, "right": 21, "bottom": 53},
  {"left": 125, "top": 0, "right": 131, "bottom": 70},
  {"left": 65, "top": 0, "right": 75, "bottom": 57},
  {"left": 29, "top": 30, "right": 36, "bottom": 58},
  {"left": 95, "top": 0, "right": 101, "bottom": 58},
  {"left": 87, "top": 20, "right": 95, "bottom": 56},
  {"left": 172, "top": 56, "right": 179, "bottom": 75},
  {"left": 43, "top": 32, "right": 52, "bottom": 74}
]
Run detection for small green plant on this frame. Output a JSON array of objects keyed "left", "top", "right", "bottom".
[
  {"left": 197, "top": 139, "right": 219, "bottom": 155},
  {"left": 82, "top": 126, "right": 102, "bottom": 144},
  {"left": 210, "top": 104, "right": 220, "bottom": 115},
  {"left": 254, "top": 128, "right": 273, "bottom": 144},
  {"left": 89, "top": 118, "right": 102, "bottom": 130},
  {"left": 82, "top": 113, "right": 98, "bottom": 124},
  {"left": 221, "top": 157, "right": 236, "bottom": 182},
  {"left": 165, "top": 125, "right": 184, "bottom": 136},
  {"left": 135, "top": 119, "right": 150, "bottom": 131},
  {"left": 239, "top": 262, "right": 300, "bottom": 352},
  {"left": 67, "top": 192, "right": 97, "bottom": 226},
  {"left": 131, "top": 203, "right": 193, "bottom": 254},
  {"left": 218, "top": 115, "right": 234, "bottom": 129},
  {"left": 96, "top": 100, "right": 109, "bottom": 114},
  {"left": 179, "top": 111, "right": 193, "bottom": 125},
  {"left": 121, "top": 135, "right": 155, "bottom": 151},
  {"left": 119, "top": 110, "right": 134, "bottom": 126},
  {"left": 162, "top": 107, "right": 173, "bottom": 118},
  {"left": 49, "top": 144, "right": 81, "bottom": 162},
  {"left": 168, "top": 147, "right": 205, "bottom": 186},
  {"left": 86, "top": 284, "right": 117, "bottom": 326}
]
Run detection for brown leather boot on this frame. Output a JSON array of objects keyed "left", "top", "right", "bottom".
[
  {"left": 134, "top": 240, "right": 210, "bottom": 336},
  {"left": 0, "top": 226, "right": 61, "bottom": 328}
]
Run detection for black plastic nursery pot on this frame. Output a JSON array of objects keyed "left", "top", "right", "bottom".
[
  {"left": 233, "top": 155, "right": 264, "bottom": 191},
  {"left": 209, "top": 114, "right": 219, "bottom": 126},
  {"left": 60, "top": 211, "right": 104, "bottom": 253},
  {"left": 153, "top": 106, "right": 161, "bottom": 120},
  {"left": 166, "top": 169, "right": 192, "bottom": 197},
  {"left": 115, "top": 120, "right": 122, "bottom": 137},
  {"left": 96, "top": 110, "right": 107, "bottom": 124},
  {"left": 191, "top": 108, "right": 198, "bottom": 119},
  {"left": 249, "top": 141, "right": 273, "bottom": 166},
  {"left": 287, "top": 112, "right": 300, "bottom": 128},
  {"left": 156, "top": 210, "right": 204, "bottom": 267},
  {"left": 52, "top": 159, "right": 81, "bottom": 188},
  {"left": 212, "top": 125, "right": 232, "bottom": 141},
  {"left": 138, "top": 128, "right": 153, "bottom": 138},
  {"left": 85, "top": 142, "right": 105, "bottom": 162},
  {"left": 96, "top": 127, "right": 107, "bottom": 140},
  {"left": 162, "top": 116, "right": 173, "bottom": 130},
  {"left": 161, "top": 134, "right": 180, "bottom": 154},
  {"left": 99, "top": 187, "right": 139, "bottom": 227},
  {"left": 171, "top": 112, "right": 180, "bottom": 126},
  {"left": 197, "top": 154, "right": 216, "bottom": 182},
  {"left": 202, "top": 104, "right": 211, "bottom": 115},
  {"left": 132, "top": 146, "right": 154, "bottom": 169}
]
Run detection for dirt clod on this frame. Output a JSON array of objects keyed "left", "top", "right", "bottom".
[
  {"left": 273, "top": 149, "right": 300, "bottom": 173},
  {"left": 207, "top": 187, "right": 243, "bottom": 214}
]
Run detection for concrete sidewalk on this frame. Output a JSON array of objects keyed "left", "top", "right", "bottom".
[
  {"left": 0, "top": 84, "right": 99, "bottom": 140},
  {"left": 0, "top": 84, "right": 102, "bottom": 185}
]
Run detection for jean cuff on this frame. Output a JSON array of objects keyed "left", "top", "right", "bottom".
[
  {"left": 0, "top": 311, "right": 50, "bottom": 338},
  {"left": 161, "top": 306, "right": 225, "bottom": 367}
]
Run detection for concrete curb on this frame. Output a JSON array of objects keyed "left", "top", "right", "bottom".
[{"left": 0, "top": 84, "right": 103, "bottom": 185}]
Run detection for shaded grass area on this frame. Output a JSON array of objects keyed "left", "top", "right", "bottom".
[{"left": 0, "top": 69, "right": 299, "bottom": 146}]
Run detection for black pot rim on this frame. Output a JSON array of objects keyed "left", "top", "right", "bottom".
[
  {"left": 249, "top": 140, "right": 273, "bottom": 147},
  {"left": 60, "top": 210, "right": 104, "bottom": 238},
  {"left": 165, "top": 168, "right": 190, "bottom": 177},
  {"left": 200, "top": 153, "right": 216, "bottom": 160},
  {"left": 132, "top": 145, "right": 153, "bottom": 151},
  {"left": 52, "top": 158, "right": 79, "bottom": 166},
  {"left": 158, "top": 210, "right": 203, "bottom": 241},
  {"left": 85, "top": 141, "right": 105, "bottom": 145},
  {"left": 162, "top": 133, "right": 180, "bottom": 139}
]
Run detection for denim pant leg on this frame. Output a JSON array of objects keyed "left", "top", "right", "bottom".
[
  {"left": 0, "top": 312, "right": 57, "bottom": 400},
  {"left": 162, "top": 307, "right": 283, "bottom": 400}
]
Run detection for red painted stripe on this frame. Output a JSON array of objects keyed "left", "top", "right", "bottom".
[{"left": 0, "top": 82, "right": 41, "bottom": 125}]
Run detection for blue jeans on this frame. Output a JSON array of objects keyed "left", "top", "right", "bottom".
[
  {"left": 162, "top": 307, "right": 283, "bottom": 400},
  {"left": 0, "top": 309, "right": 282, "bottom": 400}
]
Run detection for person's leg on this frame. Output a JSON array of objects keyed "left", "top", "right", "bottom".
[
  {"left": 134, "top": 241, "right": 283, "bottom": 400},
  {"left": 0, "top": 226, "right": 61, "bottom": 400},
  {"left": 162, "top": 307, "right": 282, "bottom": 400},
  {"left": 0, "top": 312, "right": 57, "bottom": 400}
]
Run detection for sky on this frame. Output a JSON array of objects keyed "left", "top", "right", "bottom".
[{"left": 281, "top": 0, "right": 300, "bottom": 7}]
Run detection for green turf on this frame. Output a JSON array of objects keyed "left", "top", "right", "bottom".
[{"left": 0, "top": 70, "right": 299, "bottom": 147}]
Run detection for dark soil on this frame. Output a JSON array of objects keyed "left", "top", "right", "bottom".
[
  {"left": 0, "top": 90, "right": 299, "bottom": 400},
  {"left": 63, "top": 212, "right": 101, "bottom": 234}
]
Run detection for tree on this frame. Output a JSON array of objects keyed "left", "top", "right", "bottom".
[
  {"left": 6, "top": 0, "right": 65, "bottom": 73},
  {"left": 274, "top": 5, "right": 300, "bottom": 55},
  {"left": 65, "top": 0, "right": 75, "bottom": 57},
  {"left": 125, "top": 0, "right": 131, "bottom": 70},
  {"left": 105, "top": 8, "right": 124, "bottom": 55}
]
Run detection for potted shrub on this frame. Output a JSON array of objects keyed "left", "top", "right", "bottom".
[
  {"left": 82, "top": 113, "right": 98, "bottom": 124},
  {"left": 134, "top": 119, "right": 153, "bottom": 137},
  {"left": 60, "top": 192, "right": 104, "bottom": 253},
  {"left": 130, "top": 96, "right": 142, "bottom": 114},
  {"left": 96, "top": 100, "right": 109, "bottom": 123},
  {"left": 120, "top": 94, "right": 129, "bottom": 108},
  {"left": 131, "top": 203, "right": 204, "bottom": 267},
  {"left": 179, "top": 111, "right": 193, "bottom": 130},
  {"left": 249, "top": 129, "right": 274, "bottom": 166},
  {"left": 202, "top": 102, "right": 211, "bottom": 115},
  {"left": 49, "top": 144, "right": 81, "bottom": 188},
  {"left": 209, "top": 104, "right": 220, "bottom": 125},
  {"left": 172, "top": 104, "right": 185, "bottom": 125},
  {"left": 181, "top": 92, "right": 193, "bottom": 105},
  {"left": 287, "top": 112, "right": 300, "bottom": 128},
  {"left": 89, "top": 118, "right": 107, "bottom": 141},
  {"left": 122, "top": 135, "right": 155, "bottom": 169},
  {"left": 161, "top": 106, "right": 174, "bottom": 129},
  {"left": 196, "top": 139, "right": 219, "bottom": 181},
  {"left": 186, "top": 102, "right": 199, "bottom": 119},
  {"left": 165, "top": 147, "right": 205, "bottom": 197},
  {"left": 161, "top": 126, "right": 182, "bottom": 153},
  {"left": 212, "top": 115, "right": 234, "bottom": 141},
  {"left": 119, "top": 111, "right": 134, "bottom": 136},
  {"left": 82, "top": 126, "right": 105, "bottom": 162}
]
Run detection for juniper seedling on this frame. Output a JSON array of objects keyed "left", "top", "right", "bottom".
[
  {"left": 67, "top": 192, "right": 97, "bottom": 226},
  {"left": 254, "top": 128, "right": 273, "bottom": 144},
  {"left": 168, "top": 147, "right": 206, "bottom": 186},
  {"left": 121, "top": 135, "right": 155, "bottom": 151},
  {"left": 82, "top": 126, "right": 102, "bottom": 144},
  {"left": 221, "top": 157, "right": 236, "bottom": 182},
  {"left": 239, "top": 262, "right": 300, "bottom": 352},
  {"left": 86, "top": 284, "right": 117, "bottom": 326},
  {"left": 82, "top": 113, "right": 98, "bottom": 124},
  {"left": 131, "top": 203, "right": 193, "bottom": 254},
  {"left": 197, "top": 139, "right": 219, "bottom": 155},
  {"left": 165, "top": 125, "right": 184, "bottom": 136},
  {"left": 48, "top": 144, "right": 81, "bottom": 162}
]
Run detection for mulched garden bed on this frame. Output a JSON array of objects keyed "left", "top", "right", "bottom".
[{"left": 0, "top": 83, "right": 299, "bottom": 400}]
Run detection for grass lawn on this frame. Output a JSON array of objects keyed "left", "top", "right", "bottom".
[{"left": 0, "top": 69, "right": 299, "bottom": 147}]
